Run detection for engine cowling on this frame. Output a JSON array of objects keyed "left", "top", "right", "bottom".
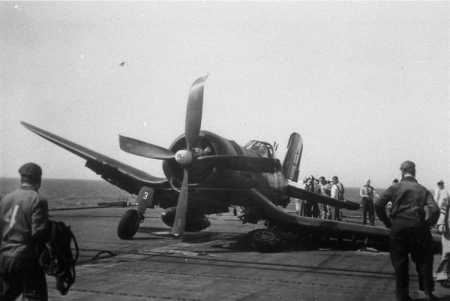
[
  {"left": 162, "top": 135, "right": 216, "bottom": 186},
  {"left": 161, "top": 207, "right": 211, "bottom": 232}
]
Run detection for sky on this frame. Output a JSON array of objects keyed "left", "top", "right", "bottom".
[{"left": 0, "top": 2, "right": 449, "bottom": 189}]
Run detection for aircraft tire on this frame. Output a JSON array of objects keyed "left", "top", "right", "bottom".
[
  {"left": 249, "top": 228, "right": 282, "bottom": 252},
  {"left": 439, "top": 279, "right": 450, "bottom": 288},
  {"left": 117, "top": 209, "right": 140, "bottom": 240}
]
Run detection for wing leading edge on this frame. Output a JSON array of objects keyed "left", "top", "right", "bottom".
[{"left": 21, "top": 122, "right": 169, "bottom": 194}]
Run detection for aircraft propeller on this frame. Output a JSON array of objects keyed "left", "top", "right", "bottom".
[
  {"left": 119, "top": 75, "right": 207, "bottom": 236},
  {"left": 171, "top": 75, "right": 207, "bottom": 236}
]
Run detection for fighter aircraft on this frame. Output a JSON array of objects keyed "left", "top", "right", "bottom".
[{"left": 21, "top": 75, "right": 402, "bottom": 251}]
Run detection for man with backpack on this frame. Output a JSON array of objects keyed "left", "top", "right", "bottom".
[{"left": 0, "top": 163, "right": 49, "bottom": 301}]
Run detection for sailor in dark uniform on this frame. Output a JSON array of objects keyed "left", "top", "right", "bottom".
[
  {"left": 0, "top": 163, "right": 49, "bottom": 301},
  {"left": 375, "top": 161, "right": 439, "bottom": 301}
]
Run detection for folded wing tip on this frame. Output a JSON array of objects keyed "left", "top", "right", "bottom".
[
  {"left": 21, "top": 121, "right": 40, "bottom": 133},
  {"left": 20, "top": 121, "right": 30, "bottom": 128},
  {"left": 118, "top": 135, "right": 130, "bottom": 150}
]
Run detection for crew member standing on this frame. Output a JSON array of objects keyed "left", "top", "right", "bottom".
[
  {"left": 360, "top": 179, "right": 375, "bottom": 225},
  {"left": 435, "top": 180, "right": 450, "bottom": 208},
  {"left": 375, "top": 161, "right": 439, "bottom": 301},
  {"left": 386, "top": 179, "right": 400, "bottom": 214},
  {"left": 318, "top": 176, "right": 332, "bottom": 219},
  {"left": 435, "top": 189, "right": 450, "bottom": 283},
  {"left": 303, "top": 176, "right": 318, "bottom": 217},
  {"left": 311, "top": 177, "right": 321, "bottom": 218},
  {"left": 330, "top": 176, "right": 344, "bottom": 221},
  {"left": 0, "top": 163, "right": 49, "bottom": 301}
]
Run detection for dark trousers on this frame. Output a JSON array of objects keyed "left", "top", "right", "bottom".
[
  {"left": 0, "top": 256, "right": 47, "bottom": 301},
  {"left": 334, "top": 207, "right": 341, "bottom": 221},
  {"left": 303, "top": 201, "right": 320, "bottom": 218},
  {"left": 362, "top": 197, "right": 375, "bottom": 225},
  {"left": 389, "top": 222, "right": 434, "bottom": 301}
]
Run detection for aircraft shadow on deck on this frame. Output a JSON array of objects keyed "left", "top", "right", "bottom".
[{"left": 137, "top": 226, "right": 374, "bottom": 253}]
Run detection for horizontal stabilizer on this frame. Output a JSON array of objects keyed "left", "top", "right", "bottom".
[{"left": 286, "top": 181, "right": 360, "bottom": 210}]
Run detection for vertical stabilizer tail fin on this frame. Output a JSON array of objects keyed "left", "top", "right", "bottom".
[{"left": 282, "top": 132, "right": 303, "bottom": 182}]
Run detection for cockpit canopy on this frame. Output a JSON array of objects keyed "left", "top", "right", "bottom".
[{"left": 244, "top": 140, "right": 275, "bottom": 158}]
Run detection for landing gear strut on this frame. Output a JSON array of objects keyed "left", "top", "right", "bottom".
[{"left": 117, "top": 187, "right": 154, "bottom": 240}]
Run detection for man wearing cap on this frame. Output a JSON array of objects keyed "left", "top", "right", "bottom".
[
  {"left": 0, "top": 163, "right": 49, "bottom": 300},
  {"left": 375, "top": 161, "right": 439, "bottom": 301}
]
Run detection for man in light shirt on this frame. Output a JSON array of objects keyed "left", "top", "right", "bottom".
[
  {"left": 330, "top": 176, "right": 344, "bottom": 221},
  {"left": 318, "top": 176, "right": 332, "bottom": 219},
  {"left": 435, "top": 180, "right": 450, "bottom": 208},
  {"left": 360, "top": 179, "right": 376, "bottom": 225}
]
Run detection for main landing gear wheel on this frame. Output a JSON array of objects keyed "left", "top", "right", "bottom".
[
  {"left": 249, "top": 228, "right": 282, "bottom": 252},
  {"left": 438, "top": 279, "right": 450, "bottom": 288},
  {"left": 117, "top": 209, "right": 140, "bottom": 240}
]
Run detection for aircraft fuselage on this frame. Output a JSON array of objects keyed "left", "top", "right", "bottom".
[{"left": 158, "top": 131, "right": 290, "bottom": 214}]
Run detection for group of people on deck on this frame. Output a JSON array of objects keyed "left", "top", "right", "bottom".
[
  {"left": 294, "top": 176, "right": 449, "bottom": 231},
  {"left": 294, "top": 166, "right": 450, "bottom": 301},
  {"left": 361, "top": 178, "right": 448, "bottom": 229},
  {"left": 294, "top": 175, "right": 345, "bottom": 221}
]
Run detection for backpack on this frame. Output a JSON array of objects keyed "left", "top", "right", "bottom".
[{"left": 39, "top": 220, "right": 79, "bottom": 295}]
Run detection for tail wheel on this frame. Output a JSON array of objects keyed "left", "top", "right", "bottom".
[
  {"left": 117, "top": 209, "right": 140, "bottom": 240},
  {"left": 249, "top": 228, "right": 282, "bottom": 252}
]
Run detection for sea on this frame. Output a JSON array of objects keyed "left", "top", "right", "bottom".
[
  {"left": 0, "top": 178, "right": 130, "bottom": 209},
  {"left": 0, "top": 177, "right": 365, "bottom": 209}
]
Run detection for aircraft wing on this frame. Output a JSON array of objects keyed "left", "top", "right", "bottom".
[
  {"left": 249, "top": 188, "right": 441, "bottom": 251},
  {"left": 21, "top": 122, "right": 170, "bottom": 194},
  {"left": 250, "top": 188, "right": 386, "bottom": 235},
  {"left": 286, "top": 181, "right": 360, "bottom": 210}
]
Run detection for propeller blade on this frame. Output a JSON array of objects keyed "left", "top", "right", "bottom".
[
  {"left": 119, "top": 135, "right": 174, "bottom": 160},
  {"left": 195, "top": 155, "right": 281, "bottom": 173},
  {"left": 185, "top": 75, "right": 208, "bottom": 150},
  {"left": 171, "top": 169, "right": 189, "bottom": 236}
]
